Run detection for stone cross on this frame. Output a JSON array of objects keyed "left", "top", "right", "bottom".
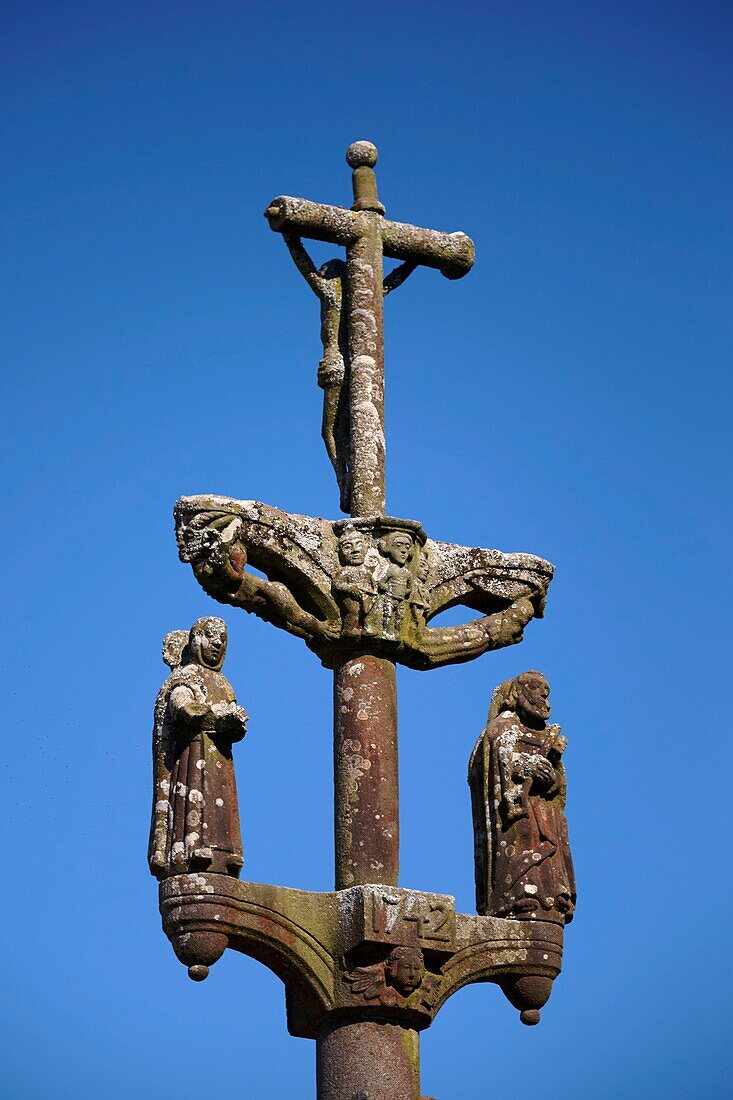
[{"left": 152, "top": 143, "right": 575, "bottom": 1100}]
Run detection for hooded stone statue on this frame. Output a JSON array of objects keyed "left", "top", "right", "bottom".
[
  {"left": 148, "top": 617, "right": 247, "bottom": 880},
  {"left": 468, "top": 670, "right": 575, "bottom": 925}
]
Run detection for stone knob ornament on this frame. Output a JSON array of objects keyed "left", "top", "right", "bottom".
[
  {"left": 347, "top": 140, "right": 385, "bottom": 213},
  {"left": 346, "top": 140, "right": 379, "bottom": 168}
]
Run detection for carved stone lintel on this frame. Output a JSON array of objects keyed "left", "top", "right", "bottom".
[
  {"left": 174, "top": 496, "right": 553, "bottom": 671},
  {"left": 159, "top": 876, "right": 564, "bottom": 1035}
]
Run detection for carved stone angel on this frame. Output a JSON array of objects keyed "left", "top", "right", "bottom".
[
  {"left": 148, "top": 617, "right": 247, "bottom": 880},
  {"left": 468, "top": 671, "right": 575, "bottom": 925},
  {"left": 344, "top": 946, "right": 438, "bottom": 1010}
]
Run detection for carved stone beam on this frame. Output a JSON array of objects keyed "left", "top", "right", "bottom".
[
  {"left": 265, "top": 196, "right": 475, "bottom": 279},
  {"left": 159, "top": 875, "right": 565, "bottom": 1038},
  {"left": 174, "top": 495, "right": 553, "bottom": 670},
  {"left": 265, "top": 142, "right": 474, "bottom": 517},
  {"left": 159, "top": 874, "right": 339, "bottom": 1035}
]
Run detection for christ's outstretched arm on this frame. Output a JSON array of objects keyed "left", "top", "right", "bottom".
[
  {"left": 383, "top": 260, "right": 417, "bottom": 296},
  {"left": 282, "top": 232, "right": 325, "bottom": 297}
]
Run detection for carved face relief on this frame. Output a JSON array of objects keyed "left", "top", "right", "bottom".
[
  {"left": 338, "top": 530, "right": 367, "bottom": 566},
  {"left": 190, "top": 617, "right": 228, "bottom": 670},
  {"left": 416, "top": 550, "right": 430, "bottom": 584},
  {"left": 385, "top": 946, "right": 425, "bottom": 997},
  {"left": 515, "top": 672, "right": 550, "bottom": 725},
  {"left": 381, "top": 532, "right": 413, "bottom": 566}
]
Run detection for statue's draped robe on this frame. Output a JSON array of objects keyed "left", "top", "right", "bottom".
[
  {"left": 469, "top": 711, "right": 575, "bottom": 924},
  {"left": 148, "top": 662, "right": 244, "bottom": 878}
]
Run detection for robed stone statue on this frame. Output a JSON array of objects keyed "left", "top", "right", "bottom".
[
  {"left": 148, "top": 616, "right": 247, "bottom": 880},
  {"left": 468, "top": 670, "right": 575, "bottom": 925}
]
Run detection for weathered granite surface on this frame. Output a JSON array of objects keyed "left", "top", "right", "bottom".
[{"left": 150, "top": 139, "right": 573, "bottom": 1100}]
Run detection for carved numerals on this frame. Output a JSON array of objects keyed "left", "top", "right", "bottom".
[
  {"left": 371, "top": 891, "right": 452, "bottom": 944},
  {"left": 341, "top": 885, "right": 456, "bottom": 957}
]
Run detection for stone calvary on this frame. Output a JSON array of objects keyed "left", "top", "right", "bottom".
[{"left": 148, "top": 142, "right": 575, "bottom": 1100}]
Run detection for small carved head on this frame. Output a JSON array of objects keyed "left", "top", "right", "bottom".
[
  {"left": 318, "top": 258, "right": 346, "bottom": 281},
  {"left": 189, "top": 617, "right": 228, "bottom": 671},
  {"left": 162, "top": 630, "right": 188, "bottom": 670},
  {"left": 379, "top": 531, "right": 414, "bottom": 566},
  {"left": 415, "top": 549, "right": 430, "bottom": 584},
  {"left": 385, "top": 946, "right": 425, "bottom": 997},
  {"left": 514, "top": 670, "right": 551, "bottom": 726},
  {"left": 338, "top": 527, "right": 368, "bottom": 566}
]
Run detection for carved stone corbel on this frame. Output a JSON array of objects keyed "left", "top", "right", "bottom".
[{"left": 158, "top": 877, "right": 564, "bottom": 1034}]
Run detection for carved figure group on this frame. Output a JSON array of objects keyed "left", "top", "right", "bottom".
[
  {"left": 150, "top": 143, "right": 576, "bottom": 1051},
  {"left": 333, "top": 523, "right": 427, "bottom": 642},
  {"left": 468, "top": 671, "right": 575, "bottom": 925},
  {"left": 148, "top": 617, "right": 247, "bottom": 880}
]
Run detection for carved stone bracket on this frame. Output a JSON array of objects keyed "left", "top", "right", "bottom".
[
  {"left": 174, "top": 496, "right": 553, "bottom": 670},
  {"left": 159, "top": 876, "right": 564, "bottom": 1036}
]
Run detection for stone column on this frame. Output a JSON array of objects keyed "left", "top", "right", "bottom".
[
  {"left": 333, "top": 655, "right": 399, "bottom": 889},
  {"left": 317, "top": 1018, "right": 421, "bottom": 1100}
]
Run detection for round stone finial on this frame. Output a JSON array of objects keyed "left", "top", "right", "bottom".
[
  {"left": 346, "top": 141, "right": 378, "bottom": 169},
  {"left": 188, "top": 964, "right": 209, "bottom": 982},
  {"left": 520, "top": 1009, "right": 541, "bottom": 1026}
]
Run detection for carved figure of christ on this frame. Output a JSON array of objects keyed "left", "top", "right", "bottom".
[
  {"left": 265, "top": 140, "right": 474, "bottom": 519},
  {"left": 281, "top": 232, "right": 416, "bottom": 514}
]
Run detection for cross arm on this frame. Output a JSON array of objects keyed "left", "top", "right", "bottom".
[
  {"left": 265, "top": 197, "right": 475, "bottom": 280},
  {"left": 382, "top": 218, "right": 474, "bottom": 280},
  {"left": 265, "top": 196, "right": 359, "bottom": 247}
]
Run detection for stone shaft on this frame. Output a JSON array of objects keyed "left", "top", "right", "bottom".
[
  {"left": 334, "top": 655, "right": 399, "bottom": 889},
  {"left": 317, "top": 1018, "right": 421, "bottom": 1100},
  {"left": 346, "top": 213, "right": 386, "bottom": 516}
]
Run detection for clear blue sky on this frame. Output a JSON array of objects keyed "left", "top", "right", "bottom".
[{"left": 3, "top": 3, "right": 731, "bottom": 1097}]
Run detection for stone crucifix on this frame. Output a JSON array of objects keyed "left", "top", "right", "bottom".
[
  {"left": 265, "top": 140, "right": 474, "bottom": 518},
  {"left": 157, "top": 142, "right": 572, "bottom": 1100}
]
